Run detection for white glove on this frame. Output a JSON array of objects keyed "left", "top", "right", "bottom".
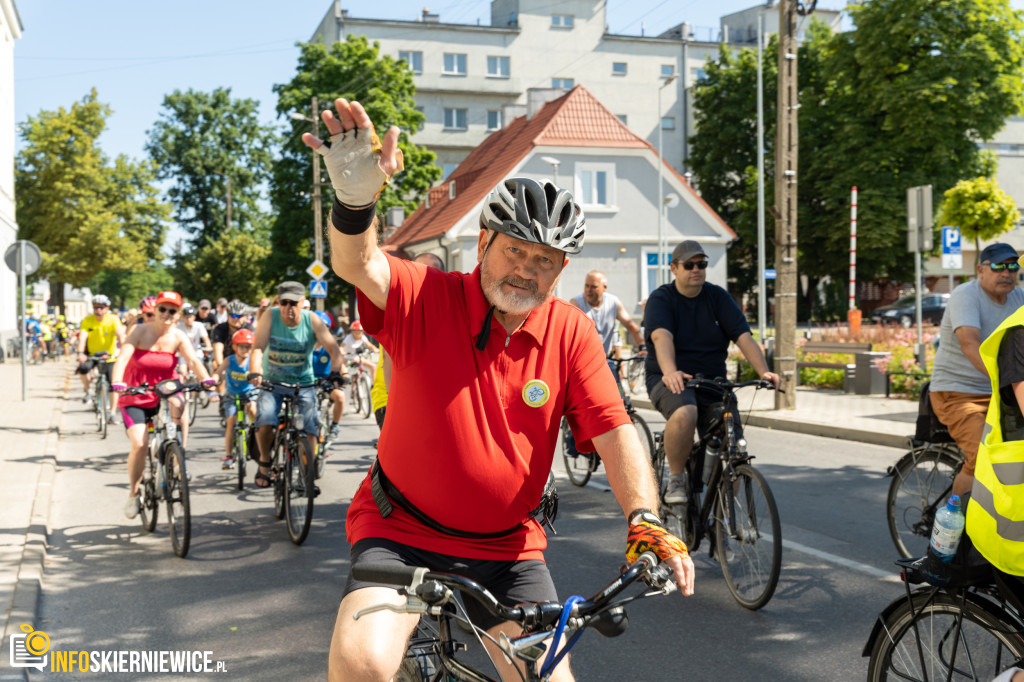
[{"left": 315, "top": 125, "right": 399, "bottom": 208}]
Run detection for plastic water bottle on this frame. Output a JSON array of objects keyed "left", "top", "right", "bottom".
[
  {"left": 702, "top": 437, "right": 722, "bottom": 484},
  {"left": 929, "top": 495, "right": 966, "bottom": 563}
]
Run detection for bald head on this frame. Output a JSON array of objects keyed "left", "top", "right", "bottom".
[
  {"left": 414, "top": 252, "right": 445, "bottom": 272},
  {"left": 583, "top": 270, "right": 608, "bottom": 307}
]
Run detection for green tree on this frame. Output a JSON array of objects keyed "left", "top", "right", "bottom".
[
  {"left": 15, "top": 90, "right": 169, "bottom": 313},
  {"left": 936, "top": 176, "right": 1019, "bottom": 267},
  {"left": 268, "top": 36, "right": 441, "bottom": 307},
  {"left": 171, "top": 231, "right": 271, "bottom": 303},
  {"left": 145, "top": 87, "right": 278, "bottom": 246},
  {"left": 90, "top": 264, "right": 175, "bottom": 311}
]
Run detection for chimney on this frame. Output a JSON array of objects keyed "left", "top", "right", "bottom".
[
  {"left": 421, "top": 7, "right": 439, "bottom": 22},
  {"left": 502, "top": 103, "right": 527, "bottom": 125},
  {"left": 527, "top": 88, "right": 565, "bottom": 119}
]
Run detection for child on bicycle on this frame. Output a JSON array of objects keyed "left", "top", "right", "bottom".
[
  {"left": 313, "top": 311, "right": 350, "bottom": 443},
  {"left": 213, "top": 328, "right": 259, "bottom": 469},
  {"left": 340, "top": 320, "right": 377, "bottom": 373}
]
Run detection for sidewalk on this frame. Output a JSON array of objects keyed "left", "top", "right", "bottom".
[
  {"left": 0, "top": 359, "right": 69, "bottom": 650},
  {"left": 632, "top": 385, "right": 917, "bottom": 449}
]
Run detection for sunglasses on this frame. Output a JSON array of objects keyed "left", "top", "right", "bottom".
[
  {"left": 157, "top": 306, "right": 179, "bottom": 315},
  {"left": 199, "top": 307, "right": 210, "bottom": 310},
  {"left": 93, "top": 305, "right": 108, "bottom": 310},
  {"left": 989, "top": 262, "right": 1021, "bottom": 272},
  {"left": 230, "top": 313, "right": 244, "bottom": 319},
  {"left": 279, "top": 300, "right": 300, "bottom": 307},
  {"left": 676, "top": 260, "right": 709, "bottom": 271}
]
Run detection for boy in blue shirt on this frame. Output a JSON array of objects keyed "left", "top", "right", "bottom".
[{"left": 213, "top": 328, "right": 259, "bottom": 468}]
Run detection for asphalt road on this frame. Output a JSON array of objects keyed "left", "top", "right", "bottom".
[{"left": 33, "top": 393, "right": 910, "bottom": 681}]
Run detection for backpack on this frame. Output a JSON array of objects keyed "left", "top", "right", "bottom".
[{"left": 915, "top": 380, "right": 954, "bottom": 444}]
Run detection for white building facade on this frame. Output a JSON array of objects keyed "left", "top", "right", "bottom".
[{"left": 0, "top": 0, "right": 21, "bottom": 346}]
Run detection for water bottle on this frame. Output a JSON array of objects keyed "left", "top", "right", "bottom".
[
  {"left": 702, "top": 437, "right": 722, "bottom": 485},
  {"left": 929, "top": 495, "right": 966, "bottom": 563}
]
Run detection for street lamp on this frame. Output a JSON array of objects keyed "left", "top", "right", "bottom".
[
  {"left": 291, "top": 97, "right": 325, "bottom": 311},
  {"left": 657, "top": 74, "right": 678, "bottom": 286},
  {"left": 540, "top": 156, "right": 561, "bottom": 186}
]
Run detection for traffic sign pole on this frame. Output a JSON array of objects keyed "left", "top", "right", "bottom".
[{"left": 19, "top": 240, "right": 26, "bottom": 401}]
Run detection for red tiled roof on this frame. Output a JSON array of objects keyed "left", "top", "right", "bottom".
[{"left": 389, "top": 85, "right": 734, "bottom": 248}]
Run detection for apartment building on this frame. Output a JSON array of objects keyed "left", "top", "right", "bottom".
[
  {"left": 0, "top": 0, "right": 21, "bottom": 346},
  {"left": 312, "top": 0, "right": 840, "bottom": 180}
]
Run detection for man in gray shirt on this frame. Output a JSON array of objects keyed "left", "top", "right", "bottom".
[
  {"left": 930, "top": 242, "right": 1024, "bottom": 496},
  {"left": 570, "top": 270, "right": 646, "bottom": 377}
]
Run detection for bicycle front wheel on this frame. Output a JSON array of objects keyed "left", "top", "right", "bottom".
[
  {"left": 866, "top": 590, "right": 1024, "bottom": 681},
  {"left": 887, "top": 444, "right": 962, "bottom": 560},
  {"left": 358, "top": 376, "right": 373, "bottom": 419},
  {"left": 233, "top": 425, "right": 246, "bottom": 491},
  {"left": 163, "top": 442, "right": 191, "bottom": 558},
  {"left": 97, "top": 379, "right": 109, "bottom": 439},
  {"left": 285, "top": 436, "right": 315, "bottom": 545},
  {"left": 140, "top": 456, "right": 158, "bottom": 533},
  {"left": 188, "top": 387, "right": 198, "bottom": 426},
  {"left": 627, "top": 359, "right": 645, "bottom": 395},
  {"left": 561, "top": 418, "right": 593, "bottom": 487},
  {"left": 272, "top": 436, "right": 286, "bottom": 520},
  {"left": 715, "top": 463, "right": 782, "bottom": 610}
]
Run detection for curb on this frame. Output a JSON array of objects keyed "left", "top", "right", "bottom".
[
  {"left": 631, "top": 396, "right": 908, "bottom": 450},
  {"left": 3, "top": 367, "right": 67, "bottom": 677}
]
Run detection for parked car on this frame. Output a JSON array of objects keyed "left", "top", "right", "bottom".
[{"left": 870, "top": 294, "right": 949, "bottom": 327}]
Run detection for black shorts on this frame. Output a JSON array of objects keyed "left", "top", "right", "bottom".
[
  {"left": 76, "top": 359, "right": 113, "bottom": 383},
  {"left": 649, "top": 382, "right": 743, "bottom": 439},
  {"left": 121, "top": 404, "right": 159, "bottom": 429},
  {"left": 374, "top": 406, "right": 386, "bottom": 430},
  {"left": 345, "top": 538, "right": 558, "bottom": 631}
]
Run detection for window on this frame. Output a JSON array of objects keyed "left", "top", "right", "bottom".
[
  {"left": 551, "top": 14, "right": 574, "bottom": 28},
  {"left": 487, "top": 56, "right": 510, "bottom": 78},
  {"left": 443, "top": 108, "right": 468, "bottom": 130},
  {"left": 551, "top": 78, "right": 574, "bottom": 89},
  {"left": 487, "top": 110, "right": 503, "bottom": 131},
  {"left": 693, "top": 67, "right": 707, "bottom": 82},
  {"left": 661, "top": 64, "right": 676, "bottom": 78},
  {"left": 612, "top": 62, "right": 627, "bottom": 76},
  {"left": 643, "top": 250, "right": 672, "bottom": 299},
  {"left": 442, "top": 163, "right": 459, "bottom": 179},
  {"left": 616, "top": 114, "right": 628, "bottom": 125},
  {"left": 575, "top": 162, "right": 616, "bottom": 209},
  {"left": 443, "top": 53, "right": 467, "bottom": 75},
  {"left": 661, "top": 117, "right": 676, "bottom": 130},
  {"left": 398, "top": 50, "right": 423, "bottom": 74}
]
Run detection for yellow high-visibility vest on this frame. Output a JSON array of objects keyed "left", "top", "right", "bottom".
[{"left": 968, "top": 306, "right": 1024, "bottom": 576}]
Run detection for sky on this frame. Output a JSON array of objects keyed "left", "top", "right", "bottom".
[{"left": 12, "top": 0, "right": 859, "bottom": 162}]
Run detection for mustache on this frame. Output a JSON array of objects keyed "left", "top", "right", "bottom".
[{"left": 502, "top": 275, "right": 538, "bottom": 294}]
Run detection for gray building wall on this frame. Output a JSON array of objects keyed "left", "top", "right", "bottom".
[{"left": 0, "top": 0, "right": 21, "bottom": 346}]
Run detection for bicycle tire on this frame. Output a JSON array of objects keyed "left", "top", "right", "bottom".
[
  {"left": 200, "top": 388, "right": 210, "bottom": 410},
  {"left": 163, "top": 441, "right": 191, "bottom": 558},
  {"left": 189, "top": 387, "right": 199, "bottom": 426},
  {"left": 561, "top": 418, "right": 593, "bottom": 487},
  {"left": 285, "top": 436, "right": 315, "bottom": 545},
  {"left": 97, "top": 378, "right": 109, "bottom": 439},
  {"left": 627, "top": 358, "right": 645, "bottom": 395},
  {"left": 358, "top": 376, "right": 373, "bottom": 419},
  {"left": 272, "top": 436, "right": 286, "bottom": 520},
  {"left": 631, "top": 411, "right": 655, "bottom": 475},
  {"left": 233, "top": 424, "right": 246, "bottom": 491},
  {"left": 887, "top": 444, "right": 963, "bottom": 560},
  {"left": 140, "top": 457, "right": 158, "bottom": 533},
  {"left": 715, "top": 463, "right": 782, "bottom": 610},
  {"left": 315, "top": 398, "right": 329, "bottom": 480},
  {"left": 651, "top": 440, "right": 667, "bottom": 499},
  {"left": 866, "top": 590, "right": 1024, "bottom": 681}
]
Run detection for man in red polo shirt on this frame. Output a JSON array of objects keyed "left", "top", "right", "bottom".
[{"left": 303, "top": 98, "right": 694, "bottom": 682}]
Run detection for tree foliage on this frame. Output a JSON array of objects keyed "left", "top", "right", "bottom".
[
  {"left": 15, "top": 90, "right": 169, "bottom": 310},
  {"left": 171, "top": 231, "right": 271, "bottom": 303},
  {"left": 689, "top": 0, "right": 1024, "bottom": 307},
  {"left": 145, "top": 87, "right": 278, "bottom": 246},
  {"left": 936, "top": 176, "right": 1018, "bottom": 267},
  {"left": 267, "top": 36, "right": 442, "bottom": 306},
  {"left": 90, "top": 264, "right": 175, "bottom": 311}
]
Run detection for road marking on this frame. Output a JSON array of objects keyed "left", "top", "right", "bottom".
[{"left": 780, "top": 536, "right": 900, "bottom": 582}]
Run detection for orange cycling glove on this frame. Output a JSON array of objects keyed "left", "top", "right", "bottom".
[{"left": 626, "top": 518, "right": 690, "bottom": 564}]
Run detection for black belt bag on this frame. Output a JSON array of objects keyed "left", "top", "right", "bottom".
[{"left": 369, "top": 459, "right": 558, "bottom": 539}]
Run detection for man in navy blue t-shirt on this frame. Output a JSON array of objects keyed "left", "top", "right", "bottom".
[{"left": 644, "top": 240, "right": 779, "bottom": 505}]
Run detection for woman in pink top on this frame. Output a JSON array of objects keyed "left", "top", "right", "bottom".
[{"left": 111, "top": 291, "right": 215, "bottom": 520}]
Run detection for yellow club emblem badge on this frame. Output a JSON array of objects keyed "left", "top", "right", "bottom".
[{"left": 522, "top": 380, "right": 550, "bottom": 408}]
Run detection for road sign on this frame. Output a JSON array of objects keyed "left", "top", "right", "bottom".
[
  {"left": 309, "top": 280, "right": 327, "bottom": 299},
  {"left": 906, "top": 185, "right": 933, "bottom": 253},
  {"left": 306, "top": 259, "right": 328, "bottom": 280},
  {"left": 765, "top": 269, "right": 776, "bottom": 280},
  {"left": 4, "top": 240, "right": 42, "bottom": 276},
  {"left": 941, "top": 225, "right": 962, "bottom": 269}
]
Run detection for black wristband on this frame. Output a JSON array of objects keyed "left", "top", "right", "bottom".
[{"left": 331, "top": 197, "right": 377, "bottom": 236}]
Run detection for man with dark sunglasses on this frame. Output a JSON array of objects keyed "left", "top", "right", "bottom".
[
  {"left": 211, "top": 300, "right": 254, "bottom": 369},
  {"left": 930, "top": 242, "right": 1024, "bottom": 498},
  {"left": 643, "top": 240, "right": 779, "bottom": 506}
]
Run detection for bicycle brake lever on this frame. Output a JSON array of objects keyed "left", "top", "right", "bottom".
[{"left": 352, "top": 600, "right": 429, "bottom": 620}]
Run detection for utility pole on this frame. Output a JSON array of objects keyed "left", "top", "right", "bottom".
[
  {"left": 773, "top": 0, "right": 813, "bottom": 409},
  {"left": 311, "top": 95, "right": 324, "bottom": 312},
  {"left": 225, "top": 175, "right": 232, "bottom": 233}
]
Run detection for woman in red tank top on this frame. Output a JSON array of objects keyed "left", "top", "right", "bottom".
[{"left": 111, "top": 291, "right": 214, "bottom": 519}]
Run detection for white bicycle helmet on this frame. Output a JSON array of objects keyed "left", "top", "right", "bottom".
[
  {"left": 92, "top": 294, "right": 111, "bottom": 307},
  {"left": 480, "top": 178, "right": 585, "bottom": 255}
]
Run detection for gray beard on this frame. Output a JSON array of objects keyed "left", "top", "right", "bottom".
[{"left": 482, "top": 275, "right": 549, "bottom": 316}]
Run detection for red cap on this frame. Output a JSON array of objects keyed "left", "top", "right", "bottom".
[
  {"left": 350, "top": 320, "right": 363, "bottom": 331},
  {"left": 155, "top": 291, "right": 183, "bottom": 308},
  {"left": 232, "top": 329, "right": 254, "bottom": 345}
]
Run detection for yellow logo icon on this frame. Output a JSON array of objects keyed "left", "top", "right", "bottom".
[
  {"left": 10, "top": 624, "right": 49, "bottom": 671},
  {"left": 522, "top": 380, "right": 550, "bottom": 408}
]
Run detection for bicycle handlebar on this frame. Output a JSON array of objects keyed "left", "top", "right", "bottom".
[
  {"left": 120, "top": 380, "right": 204, "bottom": 398},
  {"left": 686, "top": 375, "right": 784, "bottom": 394},
  {"left": 352, "top": 552, "right": 675, "bottom": 633}
]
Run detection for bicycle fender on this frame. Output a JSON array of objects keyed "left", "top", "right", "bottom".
[
  {"left": 885, "top": 449, "right": 923, "bottom": 478},
  {"left": 861, "top": 590, "right": 920, "bottom": 657}
]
